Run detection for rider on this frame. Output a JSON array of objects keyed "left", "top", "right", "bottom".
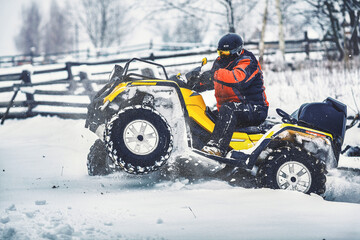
[{"left": 202, "top": 33, "right": 269, "bottom": 157}]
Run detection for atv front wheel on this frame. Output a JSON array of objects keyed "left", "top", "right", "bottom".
[
  {"left": 257, "top": 143, "right": 326, "bottom": 195},
  {"left": 105, "top": 106, "right": 173, "bottom": 174},
  {"left": 87, "top": 139, "right": 113, "bottom": 176}
]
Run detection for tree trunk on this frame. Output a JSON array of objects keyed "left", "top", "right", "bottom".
[
  {"left": 276, "top": 0, "right": 285, "bottom": 60},
  {"left": 225, "top": 0, "right": 235, "bottom": 33},
  {"left": 349, "top": 9, "right": 360, "bottom": 56},
  {"left": 259, "top": 0, "right": 269, "bottom": 65},
  {"left": 325, "top": 1, "right": 345, "bottom": 60}
]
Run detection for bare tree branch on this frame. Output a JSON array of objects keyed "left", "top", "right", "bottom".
[
  {"left": 78, "top": 0, "right": 129, "bottom": 49},
  {"left": 15, "top": 2, "right": 42, "bottom": 54}
]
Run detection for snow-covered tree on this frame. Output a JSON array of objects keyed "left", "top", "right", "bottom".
[
  {"left": 156, "top": 16, "right": 208, "bottom": 44},
  {"left": 146, "top": 0, "right": 258, "bottom": 36},
  {"left": 43, "top": 0, "right": 73, "bottom": 55},
  {"left": 78, "top": 0, "right": 128, "bottom": 49},
  {"left": 304, "top": 0, "right": 360, "bottom": 60},
  {"left": 15, "top": 1, "right": 42, "bottom": 55}
]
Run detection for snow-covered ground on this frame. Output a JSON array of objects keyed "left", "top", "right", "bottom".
[
  {"left": 1, "top": 116, "right": 360, "bottom": 240},
  {"left": 1, "top": 61, "right": 360, "bottom": 239}
]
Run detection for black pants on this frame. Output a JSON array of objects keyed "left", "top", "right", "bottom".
[{"left": 208, "top": 102, "right": 268, "bottom": 153}]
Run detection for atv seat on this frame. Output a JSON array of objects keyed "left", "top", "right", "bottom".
[{"left": 205, "top": 107, "right": 268, "bottom": 134}]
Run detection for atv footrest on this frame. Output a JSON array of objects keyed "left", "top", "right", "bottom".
[{"left": 192, "top": 149, "right": 250, "bottom": 169}]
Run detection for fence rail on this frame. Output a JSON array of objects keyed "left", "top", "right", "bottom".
[{"left": 0, "top": 32, "right": 337, "bottom": 68}]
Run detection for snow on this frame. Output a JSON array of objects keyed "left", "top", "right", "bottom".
[
  {"left": 1, "top": 112, "right": 360, "bottom": 239},
  {"left": 1, "top": 59, "right": 360, "bottom": 239}
]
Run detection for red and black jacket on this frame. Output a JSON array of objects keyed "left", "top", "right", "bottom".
[{"left": 212, "top": 49, "right": 269, "bottom": 110}]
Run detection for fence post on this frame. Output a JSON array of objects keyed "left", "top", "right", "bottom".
[
  {"left": 149, "top": 53, "right": 155, "bottom": 61},
  {"left": 21, "top": 70, "right": 35, "bottom": 116},
  {"left": 1, "top": 90, "right": 19, "bottom": 124},
  {"left": 65, "top": 62, "right": 73, "bottom": 80},
  {"left": 79, "top": 71, "right": 94, "bottom": 100},
  {"left": 66, "top": 62, "right": 77, "bottom": 92},
  {"left": 304, "top": 31, "right": 310, "bottom": 59}
]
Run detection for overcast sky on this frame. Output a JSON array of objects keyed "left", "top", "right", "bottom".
[
  {"left": 0, "top": 0, "right": 23, "bottom": 56},
  {"left": 0, "top": 0, "right": 53, "bottom": 56},
  {"left": 0, "top": 0, "right": 160, "bottom": 57}
]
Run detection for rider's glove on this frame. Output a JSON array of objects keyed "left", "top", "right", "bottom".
[{"left": 199, "top": 70, "right": 213, "bottom": 83}]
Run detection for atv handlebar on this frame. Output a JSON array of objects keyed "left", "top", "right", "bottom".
[{"left": 188, "top": 70, "right": 214, "bottom": 92}]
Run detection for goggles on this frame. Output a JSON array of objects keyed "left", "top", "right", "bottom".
[
  {"left": 217, "top": 49, "right": 231, "bottom": 57},
  {"left": 217, "top": 45, "right": 243, "bottom": 57}
]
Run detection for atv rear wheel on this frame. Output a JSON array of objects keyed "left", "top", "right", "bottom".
[
  {"left": 105, "top": 106, "right": 173, "bottom": 174},
  {"left": 257, "top": 143, "right": 326, "bottom": 195},
  {"left": 87, "top": 139, "right": 113, "bottom": 176}
]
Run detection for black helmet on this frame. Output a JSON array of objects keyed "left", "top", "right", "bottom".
[{"left": 217, "top": 33, "right": 244, "bottom": 57}]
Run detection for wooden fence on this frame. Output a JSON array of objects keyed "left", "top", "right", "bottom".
[
  {"left": 0, "top": 65, "right": 91, "bottom": 123},
  {"left": 0, "top": 49, "right": 217, "bottom": 124}
]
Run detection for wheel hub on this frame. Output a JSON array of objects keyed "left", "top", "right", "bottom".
[
  {"left": 276, "top": 161, "right": 312, "bottom": 193},
  {"left": 123, "top": 120, "right": 159, "bottom": 155}
]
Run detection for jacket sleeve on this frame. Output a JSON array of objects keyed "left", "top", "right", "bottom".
[{"left": 214, "top": 58, "right": 260, "bottom": 89}]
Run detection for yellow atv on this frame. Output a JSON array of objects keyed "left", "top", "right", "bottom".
[{"left": 85, "top": 58, "right": 348, "bottom": 195}]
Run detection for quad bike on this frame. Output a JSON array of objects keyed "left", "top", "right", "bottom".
[{"left": 85, "top": 58, "right": 350, "bottom": 195}]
